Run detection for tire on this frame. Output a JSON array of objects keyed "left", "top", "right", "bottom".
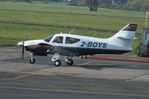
[
  {"left": 29, "top": 58, "right": 35, "bottom": 64},
  {"left": 54, "top": 60, "right": 61, "bottom": 67},
  {"left": 66, "top": 59, "right": 73, "bottom": 66}
]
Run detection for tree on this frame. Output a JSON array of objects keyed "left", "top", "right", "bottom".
[
  {"left": 22, "top": 0, "right": 32, "bottom": 3},
  {"left": 125, "top": 0, "right": 149, "bottom": 11},
  {"left": 67, "top": 0, "right": 79, "bottom": 6},
  {"left": 89, "top": 0, "right": 98, "bottom": 11},
  {"left": 77, "top": 0, "right": 89, "bottom": 6}
]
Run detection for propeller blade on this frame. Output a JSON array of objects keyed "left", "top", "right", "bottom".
[{"left": 21, "top": 41, "right": 25, "bottom": 60}]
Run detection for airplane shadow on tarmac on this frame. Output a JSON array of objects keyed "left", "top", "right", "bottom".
[
  {"left": 78, "top": 64, "right": 122, "bottom": 70},
  {"left": 1, "top": 56, "right": 149, "bottom": 70}
]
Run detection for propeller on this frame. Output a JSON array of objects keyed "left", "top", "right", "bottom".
[
  {"left": 18, "top": 41, "right": 25, "bottom": 61},
  {"left": 21, "top": 41, "right": 25, "bottom": 60}
]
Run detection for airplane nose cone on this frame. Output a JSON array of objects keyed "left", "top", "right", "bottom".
[{"left": 17, "top": 41, "right": 24, "bottom": 46}]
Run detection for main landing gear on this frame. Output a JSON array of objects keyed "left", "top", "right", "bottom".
[
  {"left": 51, "top": 53, "right": 73, "bottom": 67},
  {"left": 28, "top": 53, "right": 74, "bottom": 67},
  {"left": 64, "top": 56, "right": 73, "bottom": 66},
  {"left": 51, "top": 53, "right": 61, "bottom": 66}
]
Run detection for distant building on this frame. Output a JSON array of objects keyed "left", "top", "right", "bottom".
[{"left": 67, "top": 0, "right": 78, "bottom": 6}]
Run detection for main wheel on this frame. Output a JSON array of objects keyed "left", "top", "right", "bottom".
[
  {"left": 66, "top": 59, "right": 73, "bottom": 66},
  {"left": 54, "top": 60, "right": 61, "bottom": 67},
  {"left": 29, "top": 57, "right": 35, "bottom": 64}
]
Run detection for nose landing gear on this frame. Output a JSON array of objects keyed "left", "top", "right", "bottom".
[
  {"left": 29, "top": 57, "right": 35, "bottom": 64},
  {"left": 29, "top": 52, "right": 35, "bottom": 64}
]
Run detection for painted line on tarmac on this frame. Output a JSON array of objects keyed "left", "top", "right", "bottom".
[
  {"left": 78, "top": 62, "right": 92, "bottom": 66},
  {"left": 0, "top": 75, "right": 29, "bottom": 81},
  {"left": 0, "top": 86, "right": 149, "bottom": 97},
  {"left": 87, "top": 56, "right": 149, "bottom": 63}
]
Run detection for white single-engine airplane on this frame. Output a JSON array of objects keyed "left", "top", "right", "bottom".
[{"left": 18, "top": 24, "right": 137, "bottom": 66}]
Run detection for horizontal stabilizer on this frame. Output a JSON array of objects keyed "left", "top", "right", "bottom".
[{"left": 118, "top": 36, "right": 131, "bottom": 40}]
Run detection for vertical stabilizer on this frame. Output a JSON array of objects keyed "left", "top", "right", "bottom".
[{"left": 109, "top": 24, "right": 137, "bottom": 50}]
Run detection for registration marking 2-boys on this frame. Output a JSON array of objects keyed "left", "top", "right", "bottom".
[{"left": 81, "top": 41, "right": 107, "bottom": 48}]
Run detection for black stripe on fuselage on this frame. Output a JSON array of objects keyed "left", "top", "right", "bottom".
[
  {"left": 57, "top": 47, "right": 131, "bottom": 56},
  {"left": 25, "top": 45, "right": 131, "bottom": 56}
]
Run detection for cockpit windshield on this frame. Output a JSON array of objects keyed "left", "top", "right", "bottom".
[{"left": 44, "top": 35, "right": 53, "bottom": 42}]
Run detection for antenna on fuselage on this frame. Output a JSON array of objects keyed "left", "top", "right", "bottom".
[
  {"left": 69, "top": 28, "right": 75, "bottom": 34},
  {"left": 92, "top": 32, "right": 97, "bottom": 37}
]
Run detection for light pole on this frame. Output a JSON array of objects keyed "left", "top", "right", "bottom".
[{"left": 145, "top": 10, "right": 149, "bottom": 28}]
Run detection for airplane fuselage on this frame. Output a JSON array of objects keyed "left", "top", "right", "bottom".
[{"left": 24, "top": 33, "right": 131, "bottom": 56}]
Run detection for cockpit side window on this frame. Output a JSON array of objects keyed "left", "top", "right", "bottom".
[
  {"left": 52, "top": 36, "right": 63, "bottom": 43},
  {"left": 44, "top": 36, "right": 53, "bottom": 42},
  {"left": 66, "top": 37, "right": 80, "bottom": 44}
]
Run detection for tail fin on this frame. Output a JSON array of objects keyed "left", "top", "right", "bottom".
[{"left": 109, "top": 24, "right": 137, "bottom": 50}]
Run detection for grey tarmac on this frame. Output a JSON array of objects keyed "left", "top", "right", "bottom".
[{"left": 0, "top": 47, "right": 149, "bottom": 99}]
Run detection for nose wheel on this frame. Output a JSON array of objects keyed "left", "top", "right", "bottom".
[
  {"left": 29, "top": 57, "right": 35, "bottom": 64},
  {"left": 29, "top": 52, "right": 35, "bottom": 64}
]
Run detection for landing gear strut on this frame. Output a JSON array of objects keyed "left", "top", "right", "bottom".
[{"left": 51, "top": 53, "right": 61, "bottom": 67}]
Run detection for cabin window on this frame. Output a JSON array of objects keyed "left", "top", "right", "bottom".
[
  {"left": 66, "top": 37, "right": 80, "bottom": 44},
  {"left": 44, "top": 36, "right": 53, "bottom": 42},
  {"left": 52, "top": 36, "right": 63, "bottom": 43}
]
